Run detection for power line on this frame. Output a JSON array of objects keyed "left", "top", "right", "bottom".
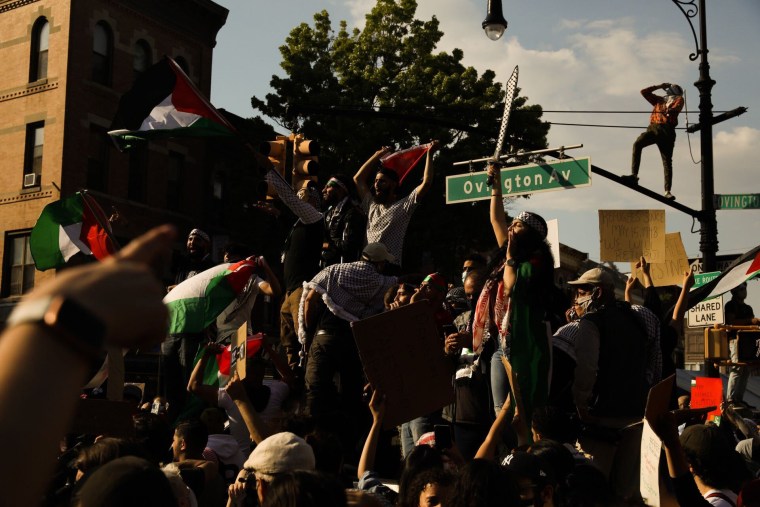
[{"left": 547, "top": 121, "right": 692, "bottom": 130}]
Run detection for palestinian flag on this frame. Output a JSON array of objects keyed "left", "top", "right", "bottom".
[
  {"left": 687, "top": 244, "right": 760, "bottom": 309},
  {"left": 164, "top": 258, "right": 259, "bottom": 335},
  {"left": 30, "top": 192, "right": 116, "bottom": 271},
  {"left": 380, "top": 143, "right": 432, "bottom": 184},
  {"left": 199, "top": 334, "right": 265, "bottom": 386},
  {"left": 108, "top": 56, "right": 237, "bottom": 151}
]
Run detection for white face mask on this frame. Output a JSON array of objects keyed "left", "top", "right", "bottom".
[{"left": 462, "top": 270, "right": 468, "bottom": 284}]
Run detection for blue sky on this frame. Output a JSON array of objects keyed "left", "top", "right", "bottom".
[{"left": 210, "top": 0, "right": 760, "bottom": 306}]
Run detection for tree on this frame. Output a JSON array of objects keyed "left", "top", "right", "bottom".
[{"left": 252, "top": 0, "right": 551, "bottom": 275}]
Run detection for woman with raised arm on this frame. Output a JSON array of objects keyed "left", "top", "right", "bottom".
[{"left": 471, "top": 164, "right": 555, "bottom": 429}]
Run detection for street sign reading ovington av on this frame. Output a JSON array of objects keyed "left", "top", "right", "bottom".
[{"left": 445, "top": 157, "right": 591, "bottom": 204}]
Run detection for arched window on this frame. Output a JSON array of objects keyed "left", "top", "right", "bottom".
[
  {"left": 133, "top": 39, "right": 152, "bottom": 79},
  {"left": 29, "top": 17, "right": 49, "bottom": 82},
  {"left": 92, "top": 21, "right": 113, "bottom": 85}
]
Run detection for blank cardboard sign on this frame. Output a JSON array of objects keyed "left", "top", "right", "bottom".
[{"left": 352, "top": 301, "right": 454, "bottom": 429}]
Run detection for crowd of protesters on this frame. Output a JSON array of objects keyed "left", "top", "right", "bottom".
[{"left": 3, "top": 145, "right": 760, "bottom": 507}]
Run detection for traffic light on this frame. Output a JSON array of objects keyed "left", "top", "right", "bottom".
[
  {"left": 259, "top": 135, "right": 288, "bottom": 198},
  {"left": 292, "top": 134, "right": 319, "bottom": 193}
]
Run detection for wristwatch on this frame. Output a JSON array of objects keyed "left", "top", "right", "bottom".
[
  {"left": 7, "top": 295, "right": 106, "bottom": 363},
  {"left": 506, "top": 258, "right": 516, "bottom": 267}
]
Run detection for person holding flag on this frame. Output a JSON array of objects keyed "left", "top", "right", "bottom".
[{"left": 353, "top": 141, "right": 439, "bottom": 271}]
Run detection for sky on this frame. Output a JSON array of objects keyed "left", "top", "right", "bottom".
[{"left": 209, "top": 0, "right": 760, "bottom": 308}]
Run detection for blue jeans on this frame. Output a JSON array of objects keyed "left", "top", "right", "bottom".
[
  {"left": 490, "top": 344, "right": 509, "bottom": 417},
  {"left": 727, "top": 338, "right": 749, "bottom": 403},
  {"left": 400, "top": 412, "right": 441, "bottom": 458}
]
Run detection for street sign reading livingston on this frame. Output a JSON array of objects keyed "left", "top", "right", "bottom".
[
  {"left": 714, "top": 194, "right": 760, "bottom": 210},
  {"left": 445, "top": 157, "right": 591, "bottom": 204}
]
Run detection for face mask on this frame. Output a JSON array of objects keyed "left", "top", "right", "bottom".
[{"left": 462, "top": 270, "right": 468, "bottom": 284}]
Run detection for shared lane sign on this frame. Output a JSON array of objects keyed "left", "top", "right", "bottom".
[{"left": 445, "top": 157, "right": 591, "bottom": 204}]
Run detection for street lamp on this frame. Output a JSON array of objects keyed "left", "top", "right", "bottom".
[{"left": 483, "top": 0, "right": 508, "bottom": 41}]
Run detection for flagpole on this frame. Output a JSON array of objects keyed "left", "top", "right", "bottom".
[{"left": 79, "top": 189, "right": 122, "bottom": 251}]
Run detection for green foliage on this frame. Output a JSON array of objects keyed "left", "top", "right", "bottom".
[{"left": 252, "top": 0, "right": 551, "bottom": 274}]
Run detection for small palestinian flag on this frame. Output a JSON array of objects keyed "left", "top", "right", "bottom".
[
  {"left": 164, "top": 258, "right": 259, "bottom": 335},
  {"left": 380, "top": 143, "right": 432, "bottom": 184},
  {"left": 30, "top": 192, "right": 116, "bottom": 271},
  {"left": 687, "top": 244, "right": 760, "bottom": 309},
  {"left": 189, "top": 334, "right": 265, "bottom": 388},
  {"left": 108, "top": 56, "right": 237, "bottom": 151}
]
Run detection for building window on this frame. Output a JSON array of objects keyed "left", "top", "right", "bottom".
[
  {"left": 29, "top": 17, "right": 49, "bottom": 82},
  {"left": 23, "top": 122, "right": 44, "bottom": 187},
  {"left": 133, "top": 39, "right": 152, "bottom": 79},
  {"left": 86, "top": 125, "right": 109, "bottom": 191},
  {"left": 166, "top": 151, "right": 184, "bottom": 210},
  {"left": 128, "top": 144, "right": 148, "bottom": 202},
  {"left": 92, "top": 21, "right": 113, "bottom": 85},
  {"left": 3, "top": 232, "right": 35, "bottom": 297}
]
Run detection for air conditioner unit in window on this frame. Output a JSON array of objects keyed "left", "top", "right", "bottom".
[{"left": 23, "top": 173, "right": 39, "bottom": 188}]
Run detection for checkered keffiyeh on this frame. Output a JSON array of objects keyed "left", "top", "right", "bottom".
[
  {"left": 266, "top": 170, "right": 322, "bottom": 225},
  {"left": 297, "top": 261, "right": 398, "bottom": 343},
  {"left": 361, "top": 187, "right": 419, "bottom": 266},
  {"left": 515, "top": 211, "right": 547, "bottom": 239}
]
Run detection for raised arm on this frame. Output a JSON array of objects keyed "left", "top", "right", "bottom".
[
  {"left": 487, "top": 164, "right": 509, "bottom": 247},
  {"left": 354, "top": 147, "right": 391, "bottom": 201},
  {"left": 265, "top": 169, "right": 322, "bottom": 224},
  {"left": 414, "top": 141, "right": 439, "bottom": 200},
  {"left": 187, "top": 343, "right": 223, "bottom": 404},
  {"left": 358, "top": 387, "right": 386, "bottom": 479},
  {"left": 255, "top": 256, "right": 281, "bottom": 297},
  {"left": 226, "top": 372, "right": 271, "bottom": 445},
  {"left": 669, "top": 270, "right": 695, "bottom": 331},
  {"left": 0, "top": 225, "right": 174, "bottom": 507}
]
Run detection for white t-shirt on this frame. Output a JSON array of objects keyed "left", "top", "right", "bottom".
[
  {"left": 218, "top": 379, "right": 290, "bottom": 455},
  {"left": 704, "top": 488, "right": 738, "bottom": 507}
]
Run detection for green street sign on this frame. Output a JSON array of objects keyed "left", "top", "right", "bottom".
[
  {"left": 692, "top": 271, "right": 720, "bottom": 289},
  {"left": 445, "top": 157, "right": 591, "bottom": 204},
  {"left": 715, "top": 194, "right": 760, "bottom": 210}
]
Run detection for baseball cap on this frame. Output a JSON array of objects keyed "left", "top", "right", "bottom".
[
  {"left": 567, "top": 267, "right": 615, "bottom": 287},
  {"left": 244, "top": 432, "right": 315, "bottom": 480},
  {"left": 362, "top": 243, "right": 395, "bottom": 263},
  {"left": 501, "top": 451, "right": 555, "bottom": 486}
]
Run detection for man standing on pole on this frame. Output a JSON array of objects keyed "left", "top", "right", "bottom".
[{"left": 623, "top": 83, "right": 684, "bottom": 200}]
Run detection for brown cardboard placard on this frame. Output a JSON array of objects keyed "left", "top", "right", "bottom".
[
  {"left": 599, "top": 209, "right": 666, "bottom": 262},
  {"left": 630, "top": 232, "right": 690, "bottom": 287},
  {"left": 352, "top": 301, "right": 454, "bottom": 429}
]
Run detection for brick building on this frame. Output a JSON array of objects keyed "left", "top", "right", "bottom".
[{"left": 0, "top": 0, "right": 229, "bottom": 311}]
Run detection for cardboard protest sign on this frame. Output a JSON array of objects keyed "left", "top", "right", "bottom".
[
  {"left": 630, "top": 232, "right": 690, "bottom": 287},
  {"left": 599, "top": 210, "right": 666, "bottom": 262},
  {"left": 690, "top": 377, "right": 723, "bottom": 422},
  {"left": 230, "top": 323, "right": 247, "bottom": 380},
  {"left": 640, "top": 375, "right": 675, "bottom": 507},
  {"left": 352, "top": 301, "right": 454, "bottom": 429},
  {"left": 547, "top": 219, "right": 561, "bottom": 269}
]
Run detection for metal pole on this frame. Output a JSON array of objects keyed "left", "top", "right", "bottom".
[{"left": 695, "top": 0, "right": 718, "bottom": 273}]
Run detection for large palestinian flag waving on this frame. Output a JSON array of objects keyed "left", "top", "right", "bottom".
[
  {"left": 108, "top": 57, "right": 237, "bottom": 150},
  {"left": 30, "top": 192, "right": 116, "bottom": 271},
  {"left": 164, "top": 258, "right": 259, "bottom": 335},
  {"left": 687, "top": 244, "right": 760, "bottom": 309}
]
